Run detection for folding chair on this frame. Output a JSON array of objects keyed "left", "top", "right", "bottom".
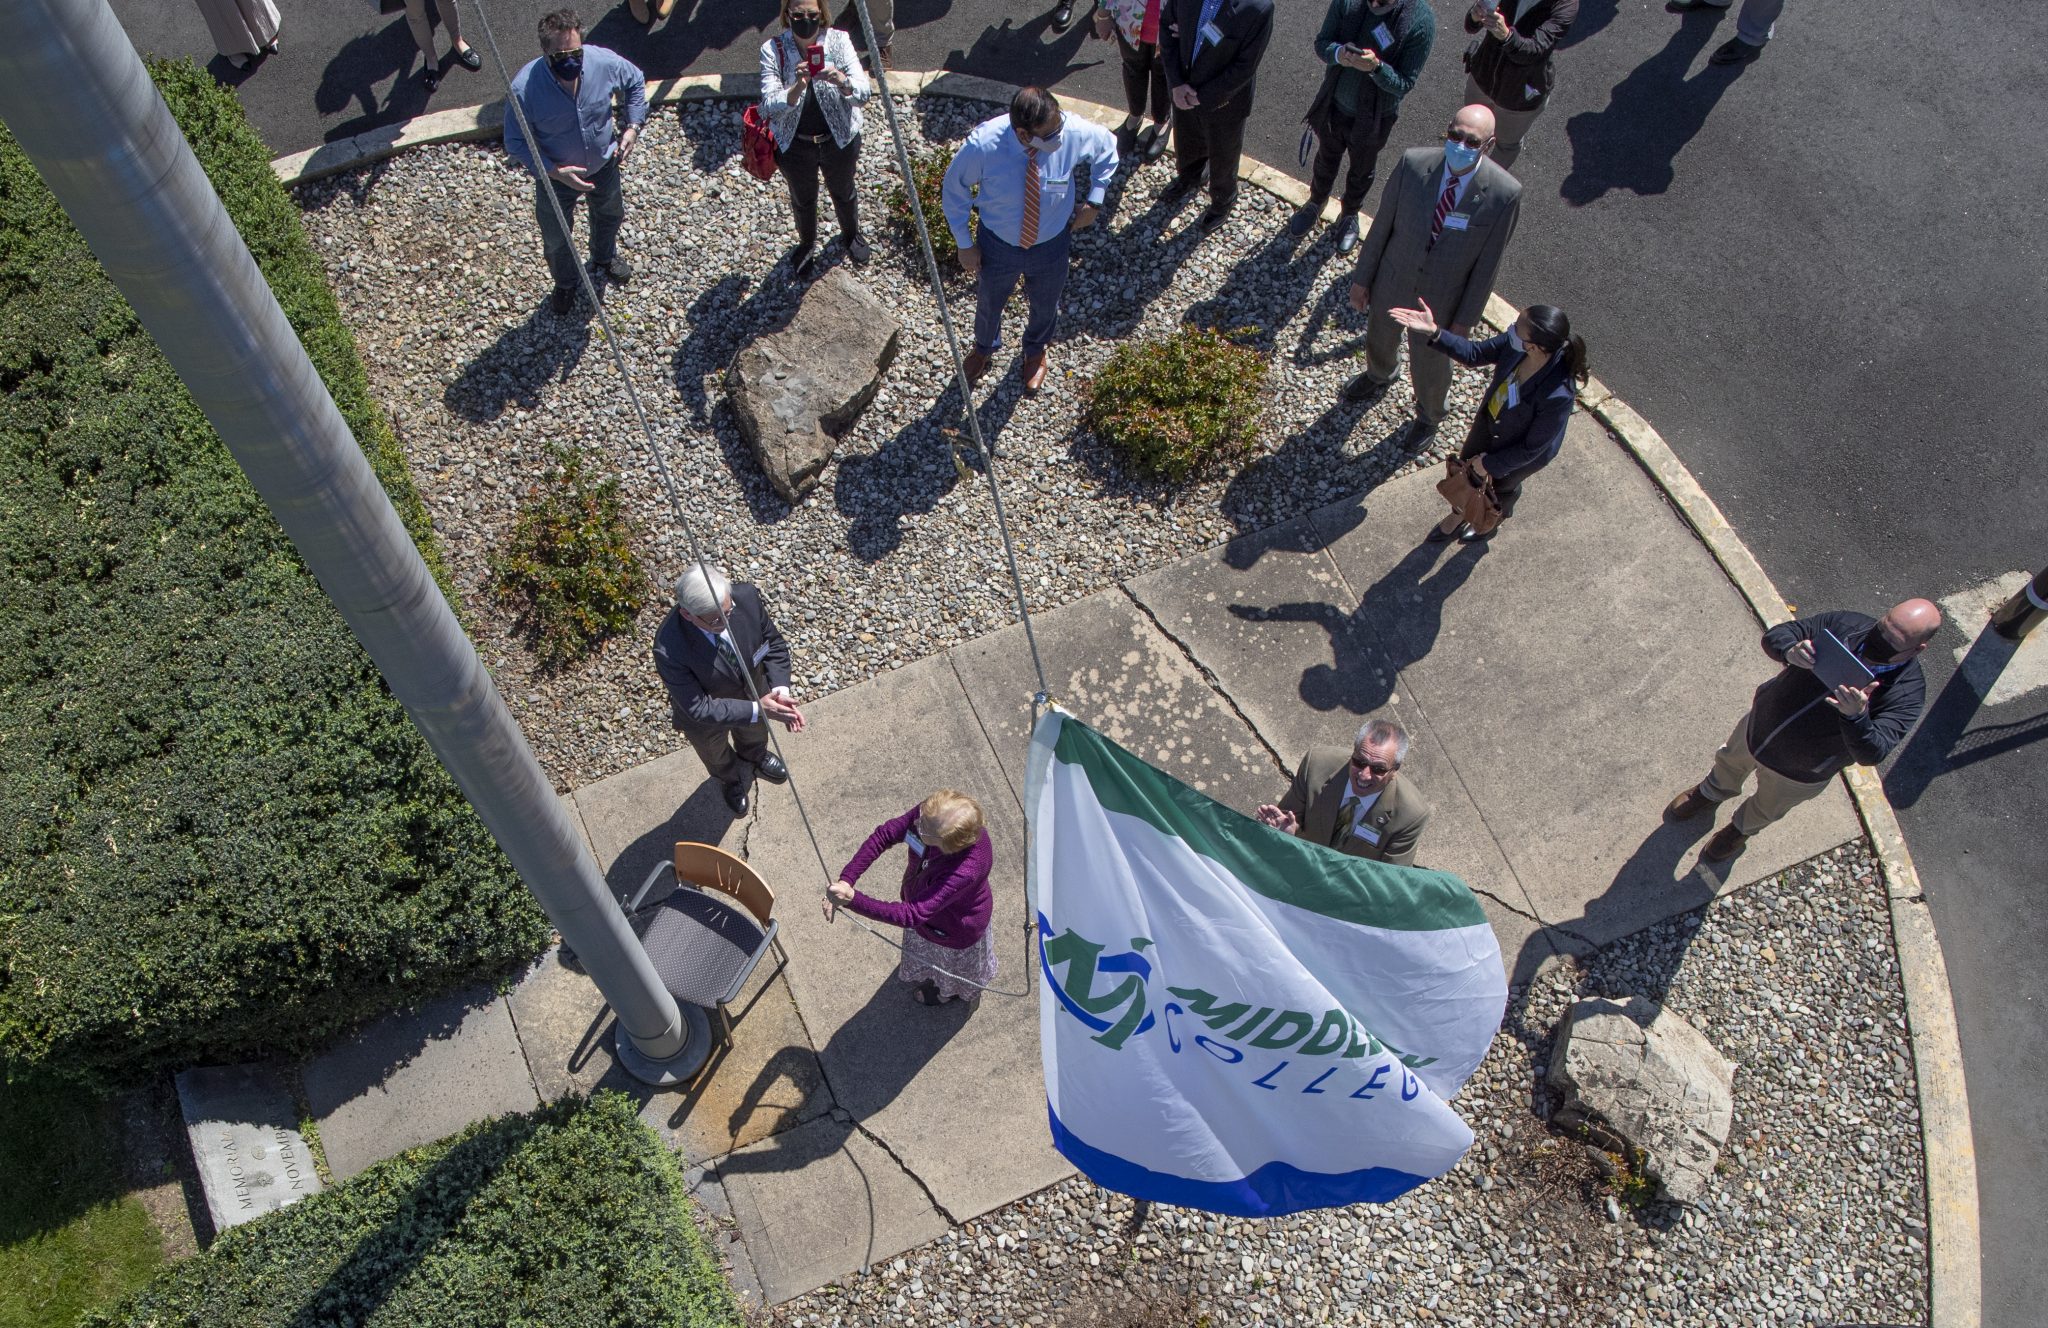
[{"left": 628, "top": 841, "right": 788, "bottom": 1050}]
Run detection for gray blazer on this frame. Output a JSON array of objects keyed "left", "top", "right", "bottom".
[{"left": 1353, "top": 146, "right": 1521, "bottom": 333}]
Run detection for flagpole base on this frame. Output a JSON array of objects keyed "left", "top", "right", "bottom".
[{"left": 615, "top": 1002, "right": 712, "bottom": 1087}]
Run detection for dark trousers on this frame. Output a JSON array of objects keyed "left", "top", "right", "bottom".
[
  {"left": 1172, "top": 106, "right": 1248, "bottom": 210},
  {"left": 536, "top": 157, "right": 623, "bottom": 293},
  {"left": 1309, "top": 101, "right": 1398, "bottom": 214},
  {"left": 973, "top": 226, "right": 1073, "bottom": 358},
  {"left": 1116, "top": 31, "right": 1170, "bottom": 125},
  {"left": 778, "top": 131, "right": 863, "bottom": 249},
  {"left": 684, "top": 720, "right": 771, "bottom": 786}
]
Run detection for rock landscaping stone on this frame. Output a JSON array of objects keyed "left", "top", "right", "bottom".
[
  {"left": 727, "top": 267, "right": 903, "bottom": 501},
  {"left": 1548, "top": 995, "right": 1735, "bottom": 1204}
]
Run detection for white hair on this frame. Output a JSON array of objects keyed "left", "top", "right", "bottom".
[
  {"left": 1354, "top": 718, "right": 1410, "bottom": 766},
  {"left": 673, "top": 562, "right": 731, "bottom": 619}
]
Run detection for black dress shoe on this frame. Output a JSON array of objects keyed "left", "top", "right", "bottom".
[
  {"left": 1425, "top": 521, "right": 1460, "bottom": 544},
  {"left": 755, "top": 752, "right": 790, "bottom": 785},
  {"left": 1341, "top": 372, "right": 1391, "bottom": 404},
  {"left": 454, "top": 44, "right": 482, "bottom": 71},
  {"left": 1051, "top": 1, "right": 1077, "bottom": 33},
  {"left": 791, "top": 242, "right": 817, "bottom": 277},
  {"left": 1709, "top": 37, "right": 1763, "bottom": 64},
  {"left": 1141, "top": 122, "right": 1170, "bottom": 162},
  {"left": 844, "top": 232, "right": 872, "bottom": 265},
  {"left": 1115, "top": 123, "right": 1139, "bottom": 156},
  {"left": 596, "top": 256, "right": 633, "bottom": 284},
  {"left": 550, "top": 285, "right": 576, "bottom": 315},
  {"left": 721, "top": 781, "right": 749, "bottom": 816},
  {"left": 1457, "top": 522, "right": 1496, "bottom": 544},
  {"left": 1198, "top": 204, "right": 1233, "bottom": 233},
  {"left": 1158, "top": 172, "right": 1202, "bottom": 204},
  {"left": 1405, "top": 416, "right": 1439, "bottom": 444}
]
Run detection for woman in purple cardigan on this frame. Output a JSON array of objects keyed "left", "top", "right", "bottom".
[{"left": 824, "top": 790, "right": 997, "bottom": 1005}]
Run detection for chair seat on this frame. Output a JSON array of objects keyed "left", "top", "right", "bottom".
[{"left": 634, "top": 887, "right": 769, "bottom": 1009}]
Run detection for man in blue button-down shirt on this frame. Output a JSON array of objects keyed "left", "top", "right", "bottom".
[
  {"left": 503, "top": 9, "right": 648, "bottom": 315},
  {"left": 941, "top": 87, "right": 1118, "bottom": 393}
]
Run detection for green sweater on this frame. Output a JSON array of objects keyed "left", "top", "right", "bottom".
[{"left": 1313, "top": 0, "right": 1435, "bottom": 118}]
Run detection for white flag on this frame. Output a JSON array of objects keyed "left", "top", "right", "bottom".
[{"left": 1027, "top": 709, "right": 1506, "bottom": 1217}]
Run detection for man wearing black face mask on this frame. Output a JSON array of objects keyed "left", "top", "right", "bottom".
[
  {"left": 1669, "top": 600, "right": 1942, "bottom": 863},
  {"left": 503, "top": 9, "right": 648, "bottom": 315}
]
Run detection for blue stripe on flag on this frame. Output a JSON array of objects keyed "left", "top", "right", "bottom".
[{"left": 1048, "top": 1104, "right": 1434, "bottom": 1218}]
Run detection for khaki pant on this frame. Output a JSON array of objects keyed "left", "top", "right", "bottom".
[
  {"left": 1699, "top": 710, "right": 1831, "bottom": 836},
  {"left": 1462, "top": 73, "right": 1545, "bottom": 172}
]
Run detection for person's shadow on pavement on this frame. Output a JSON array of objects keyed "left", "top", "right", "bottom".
[
  {"left": 1559, "top": 10, "right": 1745, "bottom": 205},
  {"left": 443, "top": 299, "right": 596, "bottom": 423},
  {"left": 313, "top": 17, "right": 432, "bottom": 142},
  {"left": 1884, "top": 623, "right": 2048, "bottom": 809},
  {"left": 940, "top": 13, "right": 1105, "bottom": 90},
  {"left": 712, "top": 967, "right": 975, "bottom": 1179},
  {"left": 1228, "top": 538, "right": 1489, "bottom": 718}
]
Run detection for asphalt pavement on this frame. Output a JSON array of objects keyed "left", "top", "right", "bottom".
[{"left": 94, "top": 2, "right": 2048, "bottom": 1322}]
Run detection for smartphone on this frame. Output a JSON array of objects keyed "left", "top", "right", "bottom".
[{"left": 805, "top": 46, "right": 825, "bottom": 76}]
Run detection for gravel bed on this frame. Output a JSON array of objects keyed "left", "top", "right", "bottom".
[
  {"left": 758, "top": 842, "right": 1928, "bottom": 1327},
  {"left": 294, "top": 94, "right": 1496, "bottom": 790}
]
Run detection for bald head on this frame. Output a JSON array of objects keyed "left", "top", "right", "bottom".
[
  {"left": 1446, "top": 105, "right": 1497, "bottom": 174},
  {"left": 1878, "top": 598, "right": 1943, "bottom": 651}
]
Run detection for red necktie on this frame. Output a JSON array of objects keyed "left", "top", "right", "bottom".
[
  {"left": 1429, "top": 172, "right": 1459, "bottom": 247},
  {"left": 1020, "top": 145, "right": 1041, "bottom": 249}
]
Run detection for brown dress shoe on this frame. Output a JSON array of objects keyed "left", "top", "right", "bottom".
[
  {"left": 1665, "top": 785, "right": 1714, "bottom": 821},
  {"left": 962, "top": 349, "right": 992, "bottom": 385},
  {"left": 1022, "top": 351, "right": 1051, "bottom": 392},
  {"left": 1700, "top": 824, "right": 1748, "bottom": 863}
]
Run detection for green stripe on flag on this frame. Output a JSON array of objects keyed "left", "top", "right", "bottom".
[{"left": 1053, "top": 716, "right": 1489, "bottom": 933}]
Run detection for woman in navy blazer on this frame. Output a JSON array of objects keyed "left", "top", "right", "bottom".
[{"left": 1392, "top": 298, "right": 1591, "bottom": 543}]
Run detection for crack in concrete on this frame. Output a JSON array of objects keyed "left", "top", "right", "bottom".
[
  {"left": 1117, "top": 583, "right": 1290, "bottom": 776},
  {"left": 843, "top": 1112, "right": 962, "bottom": 1228}
]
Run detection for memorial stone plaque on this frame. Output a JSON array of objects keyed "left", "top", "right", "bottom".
[{"left": 175, "top": 1063, "right": 324, "bottom": 1230}]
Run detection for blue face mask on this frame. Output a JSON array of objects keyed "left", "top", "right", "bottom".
[
  {"left": 548, "top": 50, "right": 583, "bottom": 81},
  {"left": 1443, "top": 138, "right": 1482, "bottom": 173},
  {"left": 1505, "top": 325, "right": 1524, "bottom": 351}
]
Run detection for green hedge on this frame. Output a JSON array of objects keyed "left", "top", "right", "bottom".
[
  {"left": 85, "top": 1093, "right": 741, "bottom": 1328},
  {"left": 0, "top": 60, "right": 549, "bottom": 1083}
]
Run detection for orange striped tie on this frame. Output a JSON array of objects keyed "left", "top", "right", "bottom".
[{"left": 1020, "top": 145, "right": 1040, "bottom": 249}]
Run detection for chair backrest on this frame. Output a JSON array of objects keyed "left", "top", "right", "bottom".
[{"left": 673, "top": 841, "right": 774, "bottom": 930}]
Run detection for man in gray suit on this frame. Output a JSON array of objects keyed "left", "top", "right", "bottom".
[
  {"left": 1255, "top": 718, "right": 1431, "bottom": 866},
  {"left": 1344, "top": 103, "right": 1522, "bottom": 442}
]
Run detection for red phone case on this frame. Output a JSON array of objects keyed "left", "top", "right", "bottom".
[{"left": 806, "top": 47, "right": 825, "bottom": 75}]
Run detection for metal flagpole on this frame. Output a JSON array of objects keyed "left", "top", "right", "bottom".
[{"left": 0, "top": 0, "right": 705, "bottom": 1085}]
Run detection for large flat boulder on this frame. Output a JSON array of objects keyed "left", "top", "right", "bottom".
[
  {"left": 1549, "top": 995, "right": 1735, "bottom": 1204},
  {"left": 726, "top": 268, "right": 901, "bottom": 501}
]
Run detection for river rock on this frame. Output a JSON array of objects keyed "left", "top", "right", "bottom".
[
  {"left": 1549, "top": 996, "right": 1735, "bottom": 1204},
  {"left": 725, "top": 268, "right": 902, "bottom": 501}
]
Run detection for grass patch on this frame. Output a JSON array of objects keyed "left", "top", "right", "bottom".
[
  {"left": 85, "top": 1093, "right": 740, "bottom": 1328},
  {"left": 0, "top": 1074, "right": 166, "bottom": 1328}
]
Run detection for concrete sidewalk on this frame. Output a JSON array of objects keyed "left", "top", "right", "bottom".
[{"left": 297, "top": 409, "right": 1858, "bottom": 1307}]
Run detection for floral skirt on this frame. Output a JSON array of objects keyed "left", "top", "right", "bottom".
[{"left": 898, "top": 926, "right": 998, "bottom": 1002}]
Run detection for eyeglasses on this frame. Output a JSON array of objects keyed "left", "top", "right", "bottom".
[
  {"left": 1350, "top": 756, "right": 1397, "bottom": 776},
  {"left": 1446, "top": 127, "right": 1487, "bottom": 148}
]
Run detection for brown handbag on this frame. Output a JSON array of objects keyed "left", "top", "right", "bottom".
[{"left": 1434, "top": 457, "right": 1505, "bottom": 535}]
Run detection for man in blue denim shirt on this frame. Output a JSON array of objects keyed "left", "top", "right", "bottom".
[
  {"left": 503, "top": 9, "right": 648, "bottom": 315},
  {"left": 941, "top": 87, "right": 1117, "bottom": 393}
]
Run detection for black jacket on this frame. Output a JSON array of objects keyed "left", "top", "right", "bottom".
[
  {"left": 1429, "top": 327, "right": 1572, "bottom": 490},
  {"left": 1746, "top": 611, "right": 1928, "bottom": 783},
  {"left": 652, "top": 582, "right": 794, "bottom": 733},
  {"left": 1464, "top": 0, "right": 1577, "bottom": 113},
  {"left": 1161, "top": 0, "right": 1275, "bottom": 119}
]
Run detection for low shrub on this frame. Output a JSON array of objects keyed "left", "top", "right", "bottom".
[
  {"left": 0, "top": 60, "right": 549, "bottom": 1083},
  {"left": 887, "top": 145, "right": 971, "bottom": 252},
  {"left": 85, "top": 1093, "right": 742, "bottom": 1328},
  {"left": 1082, "top": 326, "right": 1271, "bottom": 483},
  {"left": 489, "top": 446, "right": 649, "bottom": 670}
]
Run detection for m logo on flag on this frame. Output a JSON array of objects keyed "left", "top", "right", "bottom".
[{"left": 1025, "top": 709, "right": 1506, "bottom": 1218}]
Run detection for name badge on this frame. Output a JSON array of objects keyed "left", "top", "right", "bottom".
[
  {"left": 1351, "top": 823, "right": 1383, "bottom": 845},
  {"left": 1504, "top": 380, "right": 1520, "bottom": 409},
  {"left": 1372, "top": 22, "right": 1393, "bottom": 46},
  {"left": 1200, "top": 20, "right": 1225, "bottom": 44},
  {"left": 751, "top": 642, "right": 772, "bottom": 663},
  {"left": 905, "top": 830, "right": 926, "bottom": 855},
  {"left": 1442, "top": 213, "right": 1470, "bottom": 231},
  {"left": 1041, "top": 173, "right": 1072, "bottom": 200}
]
